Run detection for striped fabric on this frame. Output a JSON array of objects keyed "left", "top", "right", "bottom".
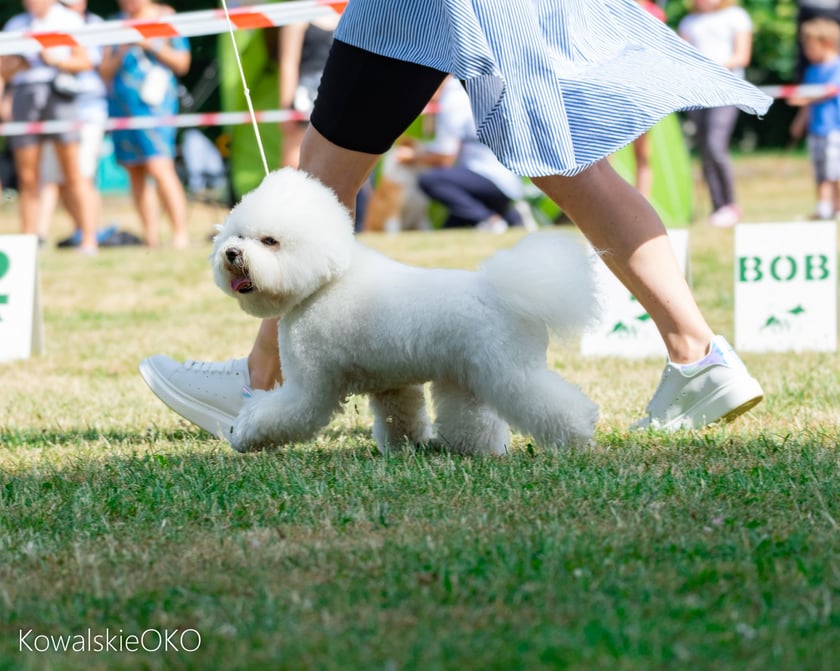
[{"left": 335, "top": 0, "right": 772, "bottom": 177}]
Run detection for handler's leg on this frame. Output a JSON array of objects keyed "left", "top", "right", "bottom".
[
  {"left": 532, "top": 160, "right": 762, "bottom": 429},
  {"left": 533, "top": 160, "right": 712, "bottom": 364}
]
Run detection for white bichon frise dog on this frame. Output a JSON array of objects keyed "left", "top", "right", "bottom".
[{"left": 212, "top": 168, "right": 599, "bottom": 455}]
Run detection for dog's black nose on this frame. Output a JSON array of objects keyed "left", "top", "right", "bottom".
[{"left": 226, "top": 248, "right": 241, "bottom": 263}]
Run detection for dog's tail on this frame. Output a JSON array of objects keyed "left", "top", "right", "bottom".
[{"left": 479, "top": 231, "right": 597, "bottom": 338}]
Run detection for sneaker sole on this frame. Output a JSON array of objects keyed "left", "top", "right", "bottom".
[
  {"left": 138, "top": 359, "right": 236, "bottom": 440},
  {"left": 666, "top": 376, "right": 764, "bottom": 430}
]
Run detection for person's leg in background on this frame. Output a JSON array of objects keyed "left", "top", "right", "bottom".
[
  {"left": 125, "top": 164, "right": 159, "bottom": 247},
  {"left": 822, "top": 130, "right": 840, "bottom": 217},
  {"left": 146, "top": 155, "right": 189, "bottom": 249},
  {"left": 36, "top": 141, "right": 61, "bottom": 242},
  {"left": 53, "top": 138, "right": 98, "bottom": 253},
  {"left": 280, "top": 119, "right": 307, "bottom": 169},
  {"left": 8, "top": 84, "right": 46, "bottom": 241},
  {"left": 688, "top": 108, "right": 719, "bottom": 210},
  {"left": 704, "top": 105, "right": 739, "bottom": 209},
  {"left": 62, "top": 121, "right": 105, "bottom": 242},
  {"left": 12, "top": 141, "right": 44, "bottom": 239},
  {"left": 691, "top": 106, "right": 741, "bottom": 226},
  {"left": 632, "top": 131, "right": 653, "bottom": 200},
  {"left": 809, "top": 135, "right": 834, "bottom": 219},
  {"left": 37, "top": 124, "right": 104, "bottom": 248},
  {"left": 418, "top": 165, "right": 514, "bottom": 230}
]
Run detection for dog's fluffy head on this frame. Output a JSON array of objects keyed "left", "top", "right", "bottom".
[{"left": 212, "top": 168, "right": 355, "bottom": 318}]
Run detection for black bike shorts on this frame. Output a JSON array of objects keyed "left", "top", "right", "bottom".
[{"left": 310, "top": 39, "right": 449, "bottom": 155}]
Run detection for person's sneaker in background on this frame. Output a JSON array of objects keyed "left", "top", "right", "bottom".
[{"left": 708, "top": 204, "right": 741, "bottom": 228}]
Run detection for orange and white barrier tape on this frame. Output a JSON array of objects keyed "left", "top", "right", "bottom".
[
  {"left": 759, "top": 84, "right": 840, "bottom": 99},
  {"left": 0, "top": 101, "right": 441, "bottom": 137},
  {"left": 0, "top": 109, "right": 307, "bottom": 137},
  {"left": 0, "top": 0, "right": 346, "bottom": 56}
]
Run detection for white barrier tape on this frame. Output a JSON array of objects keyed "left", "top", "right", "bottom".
[
  {"left": 759, "top": 84, "right": 840, "bottom": 99},
  {"left": 0, "top": 108, "right": 308, "bottom": 137},
  {"left": 0, "top": 102, "right": 440, "bottom": 137},
  {"left": 0, "top": 0, "right": 347, "bottom": 56}
]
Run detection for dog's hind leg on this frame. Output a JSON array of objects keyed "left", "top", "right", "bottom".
[
  {"left": 431, "top": 379, "right": 511, "bottom": 456},
  {"left": 486, "top": 369, "right": 598, "bottom": 450},
  {"left": 369, "top": 385, "right": 433, "bottom": 454}
]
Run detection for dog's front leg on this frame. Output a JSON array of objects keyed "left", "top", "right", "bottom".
[{"left": 229, "top": 382, "right": 341, "bottom": 452}]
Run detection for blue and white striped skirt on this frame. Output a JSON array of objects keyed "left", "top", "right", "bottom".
[{"left": 335, "top": 0, "right": 772, "bottom": 177}]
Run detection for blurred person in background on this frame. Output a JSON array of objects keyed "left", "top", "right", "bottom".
[
  {"left": 278, "top": 14, "right": 341, "bottom": 169},
  {"left": 38, "top": 0, "right": 109, "bottom": 248},
  {"left": 797, "top": 0, "right": 840, "bottom": 79},
  {"left": 679, "top": 0, "right": 755, "bottom": 228},
  {"left": 99, "top": 0, "right": 190, "bottom": 249},
  {"left": 0, "top": 74, "right": 6, "bottom": 197},
  {"left": 410, "top": 76, "right": 530, "bottom": 234},
  {"left": 0, "top": 0, "right": 98, "bottom": 253},
  {"left": 789, "top": 17, "right": 840, "bottom": 220}
]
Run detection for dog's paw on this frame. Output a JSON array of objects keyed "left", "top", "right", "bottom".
[
  {"left": 229, "top": 417, "right": 262, "bottom": 452},
  {"left": 228, "top": 393, "right": 273, "bottom": 452}
]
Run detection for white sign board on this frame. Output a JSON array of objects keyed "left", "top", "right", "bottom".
[
  {"left": 581, "top": 228, "right": 689, "bottom": 359},
  {"left": 0, "top": 235, "right": 43, "bottom": 362},
  {"left": 735, "top": 222, "right": 837, "bottom": 352}
]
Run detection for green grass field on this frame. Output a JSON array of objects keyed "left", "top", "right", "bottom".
[{"left": 0, "top": 153, "right": 838, "bottom": 670}]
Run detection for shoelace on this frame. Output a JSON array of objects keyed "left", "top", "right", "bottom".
[
  {"left": 184, "top": 358, "right": 243, "bottom": 375},
  {"left": 183, "top": 359, "right": 253, "bottom": 399}
]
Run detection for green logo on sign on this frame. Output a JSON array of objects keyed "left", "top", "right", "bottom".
[
  {"left": 0, "top": 251, "right": 9, "bottom": 315},
  {"left": 608, "top": 295, "right": 651, "bottom": 338},
  {"left": 760, "top": 304, "right": 806, "bottom": 332}
]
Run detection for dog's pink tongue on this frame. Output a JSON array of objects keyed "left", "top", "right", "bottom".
[{"left": 231, "top": 277, "right": 252, "bottom": 293}]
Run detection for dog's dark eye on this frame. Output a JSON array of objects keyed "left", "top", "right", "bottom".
[{"left": 261, "top": 236, "right": 279, "bottom": 247}]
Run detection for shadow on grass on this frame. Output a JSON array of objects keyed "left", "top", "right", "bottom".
[{"left": 0, "top": 423, "right": 379, "bottom": 450}]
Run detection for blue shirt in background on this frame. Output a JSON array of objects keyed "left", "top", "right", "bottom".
[{"left": 805, "top": 56, "right": 840, "bottom": 136}]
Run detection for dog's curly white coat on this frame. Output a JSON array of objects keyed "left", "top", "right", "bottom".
[{"left": 212, "top": 168, "right": 599, "bottom": 455}]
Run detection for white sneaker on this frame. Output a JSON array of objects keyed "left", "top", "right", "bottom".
[
  {"left": 138, "top": 355, "right": 251, "bottom": 439},
  {"left": 512, "top": 200, "right": 539, "bottom": 231},
  {"left": 632, "top": 335, "right": 763, "bottom": 431},
  {"left": 708, "top": 205, "right": 741, "bottom": 228},
  {"left": 476, "top": 216, "right": 508, "bottom": 234}
]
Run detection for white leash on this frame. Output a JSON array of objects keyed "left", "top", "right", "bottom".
[{"left": 219, "top": 0, "right": 270, "bottom": 177}]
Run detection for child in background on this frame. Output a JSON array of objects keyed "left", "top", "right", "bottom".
[{"left": 789, "top": 17, "right": 840, "bottom": 221}]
